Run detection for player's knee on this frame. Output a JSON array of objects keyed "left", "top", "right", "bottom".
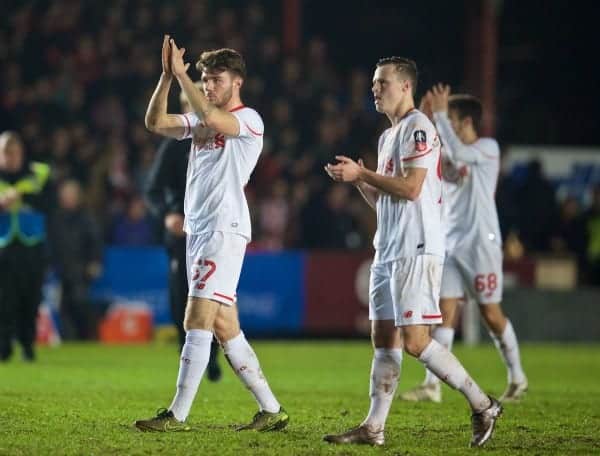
[
  {"left": 183, "top": 316, "right": 203, "bottom": 332},
  {"left": 183, "top": 308, "right": 213, "bottom": 331},
  {"left": 213, "top": 322, "right": 239, "bottom": 343},
  {"left": 403, "top": 338, "right": 426, "bottom": 357}
]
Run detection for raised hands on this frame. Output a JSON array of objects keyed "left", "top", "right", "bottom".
[
  {"left": 430, "top": 83, "right": 451, "bottom": 113},
  {"left": 169, "top": 38, "right": 190, "bottom": 77},
  {"left": 419, "top": 91, "right": 433, "bottom": 120},
  {"left": 162, "top": 34, "right": 171, "bottom": 75}
]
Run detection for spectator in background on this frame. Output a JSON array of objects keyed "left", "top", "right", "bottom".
[
  {"left": 49, "top": 179, "right": 103, "bottom": 340},
  {"left": 582, "top": 186, "right": 600, "bottom": 285},
  {"left": 303, "top": 183, "right": 363, "bottom": 249},
  {"left": 0, "top": 131, "right": 53, "bottom": 361},
  {"left": 516, "top": 159, "right": 559, "bottom": 253},
  {"left": 495, "top": 148, "right": 519, "bottom": 243},
  {"left": 256, "top": 178, "right": 290, "bottom": 250},
  {"left": 110, "top": 195, "right": 155, "bottom": 245},
  {"left": 552, "top": 196, "right": 586, "bottom": 260}
]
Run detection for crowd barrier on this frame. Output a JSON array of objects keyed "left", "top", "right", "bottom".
[{"left": 37, "top": 247, "right": 600, "bottom": 342}]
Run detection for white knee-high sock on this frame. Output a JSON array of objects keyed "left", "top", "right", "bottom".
[
  {"left": 169, "top": 329, "right": 213, "bottom": 421},
  {"left": 424, "top": 327, "right": 455, "bottom": 385},
  {"left": 223, "top": 332, "right": 280, "bottom": 413},
  {"left": 362, "top": 348, "right": 403, "bottom": 431},
  {"left": 490, "top": 319, "right": 526, "bottom": 384},
  {"left": 419, "top": 340, "right": 490, "bottom": 412}
]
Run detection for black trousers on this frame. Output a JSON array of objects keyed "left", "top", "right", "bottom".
[
  {"left": 60, "top": 276, "right": 92, "bottom": 340},
  {"left": 167, "top": 237, "right": 188, "bottom": 348},
  {"left": 0, "top": 242, "right": 46, "bottom": 359}
]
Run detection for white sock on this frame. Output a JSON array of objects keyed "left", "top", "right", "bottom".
[
  {"left": 362, "top": 348, "right": 403, "bottom": 431},
  {"left": 169, "top": 329, "right": 213, "bottom": 421},
  {"left": 423, "top": 327, "right": 455, "bottom": 385},
  {"left": 490, "top": 319, "right": 526, "bottom": 384},
  {"left": 419, "top": 340, "right": 490, "bottom": 412},
  {"left": 223, "top": 332, "right": 280, "bottom": 413}
]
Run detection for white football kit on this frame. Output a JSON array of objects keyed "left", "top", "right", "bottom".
[
  {"left": 177, "top": 105, "right": 263, "bottom": 304},
  {"left": 433, "top": 111, "right": 503, "bottom": 304},
  {"left": 369, "top": 109, "right": 445, "bottom": 326}
]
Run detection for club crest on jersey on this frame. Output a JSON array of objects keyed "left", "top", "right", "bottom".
[{"left": 414, "top": 130, "right": 427, "bottom": 152}]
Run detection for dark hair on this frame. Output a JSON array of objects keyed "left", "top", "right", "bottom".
[
  {"left": 195, "top": 48, "right": 247, "bottom": 80},
  {"left": 376, "top": 56, "right": 418, "bottom": 96},
  {"left": 448, "top": 94, "right": 483, "bottom": 135}
]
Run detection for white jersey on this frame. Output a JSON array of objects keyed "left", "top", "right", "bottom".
[
  {"left": 433, "top": 111, "right": 502, "bottom": 253},
  {"left": 373, "top": 109, "right": 444, "bottom": 264},
  {"left": 177, "top": 105, "right": 263, "bottom": 240}
]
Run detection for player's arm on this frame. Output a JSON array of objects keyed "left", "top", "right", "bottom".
[
  {"left": 326, "top": 156, "right": 426, "bottom": 201},
  {"left": 354, "top": 159, "right": 379, "bottom": 209},
  {"left": 359, "top": 166, "right": 426, "bottom": 201},
  {"left": 433, "top": 111, "right": 482, "bottom": 165},
  {"left": 169, "top": 39, "right": 241, "bottom": 137},
  {"left": 145, "top": 36, "right": 187, "bottom": 138},
  {"left": 429, "top": 83, "right": 485, "bottom": 165}
]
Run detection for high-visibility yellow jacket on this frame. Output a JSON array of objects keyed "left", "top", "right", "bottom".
[{"left": 0, "top": 161, "right": 51, "bottom": 248}]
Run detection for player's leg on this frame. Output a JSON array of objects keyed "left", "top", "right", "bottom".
[
  {"left": 135, "top": 296, "right": 218, "bottom": 432},
  {"left": 324, "top": 262, "right": 399, "bottom": 446},
  {"left": 135, "top": 232, "right": 226, "bottom": 432},
  {"left": 215, "top": 304, "right": 288, "bottom": 432},
  {"left": 403, "top": 324, "right": 502, "bottom": 447},
  {"left": 479, "top": 302, "right": 527, "bottom": 401},
  {"left": 422, "top": 257, "right": 463, "bottom": 386},
  {"left": 399, "top": 255, "right": 463, "bottom": 402},
  {"left": 472, "top": 244, "right": 527, "bottom": 401},
  {"left": 170, "top": 238, "right": 222, "bottom": 380},
  {"left": 399, "top": 298, "right": 460, "bottom": 402},
  {"left": 397, "top": 255, "right": 502, "bottom": 447}
]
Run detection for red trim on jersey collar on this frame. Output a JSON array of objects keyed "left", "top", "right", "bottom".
[
  {"left": 229, "top": 105, "right": 245, "bottom": 112},
  {"left": 398, "top": 107, "right": 417, "bottom": 122}
]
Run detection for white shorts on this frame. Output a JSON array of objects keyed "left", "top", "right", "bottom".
[
  {"left": 369, "top": 254, "right": 443, "bottom": 326},
  {"left": 441, "top": 243, "right": 503, "bottom": 304},
  {"left": 186, "top": 231, "right": 247, "bottom": 306}
]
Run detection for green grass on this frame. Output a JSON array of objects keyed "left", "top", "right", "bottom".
[{"left": 1, "top": 341, "right": 599, "bottom": 455}]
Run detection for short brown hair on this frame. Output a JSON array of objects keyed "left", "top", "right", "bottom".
[
  {"left": 195, "top": 48, "right": 247, "bottom": 80},
  {"left": 448, "top": 94, "right": 483, "bottom": 135},
  {"left": 376, "top": 56, "right": 418, "bottom": 96}
]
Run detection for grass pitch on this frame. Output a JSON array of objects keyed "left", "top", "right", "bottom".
[{"left": 0, "top": 341, "right": 599, "bottom": 455}]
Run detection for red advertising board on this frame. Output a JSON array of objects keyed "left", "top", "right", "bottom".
[{"left": 304, "top": 251, "right": 373, "bottom": 335}]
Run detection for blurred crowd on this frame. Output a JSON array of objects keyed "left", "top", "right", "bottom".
[{"left": 1, "top": 1, "right": 599, "bottom": 284}]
